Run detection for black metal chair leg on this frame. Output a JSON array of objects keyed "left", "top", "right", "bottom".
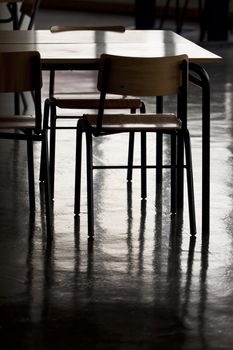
[
  {"left": 74, "top": 121, "right": 83, "bottom": 215},
  {"left": 27, "top": 136, "right": 35, "bottom": 212},
  {"left": 141, "top": 131, "right": 147, "bottom": 199},
  {"left": 86, "top": 130, "right": 94, "bottom": 238},
  {"left": 42, "top": 131, "right": 53, "bottom": 238},
  {"left": 170, "top": 133, "right": 177, "bottom": 213},
  {"left": 156, "top": 132, "right": 163, "bottom": 184},
  {"left": 184, "top": 130, "right": 196, "bottom": 235},
  {"left": 127, "top": 103, "right": 145, "bottom": 182},
  {"left": 127, "top": 131, "right": 135, "bottom": 181},
  {"left": 49, "top": 103, "right": 57, "bottom": 198},
  {"left": 39, "top": 101, "right": 50, "bottom": 182},
  {"left": 177, "top": 132, "right": 184, "bottom": 210},
  {"left": 49, "top": 70, "right": 55, "bottom": 98},
  {"left": 156, "top": 97, "right": 163, "bottom": 185}
]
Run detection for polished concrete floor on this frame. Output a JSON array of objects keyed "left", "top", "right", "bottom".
[{"left": 1, "top": 8, "right": 233, "bottom": 349}]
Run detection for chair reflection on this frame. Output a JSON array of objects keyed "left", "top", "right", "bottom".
[{"left": 21, "top": 177, "right": 206, "bottom": 348}]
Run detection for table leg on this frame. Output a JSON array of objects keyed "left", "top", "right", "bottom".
[{"left": 189, "top": 63, "right": 210, "bottom": 237}]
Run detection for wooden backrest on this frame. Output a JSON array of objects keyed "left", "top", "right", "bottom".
[
  {"left": 97, "top": 54, "right": 188, "bottom": 97},
  {"left": 50, "top": 25, "right": 126, "bottom": 33},
  {"left": 20, "top": 0, "right": 39, "bottom": 17},
  {"left": 0, "top": 51, "right": 42, "bottom": 93},
  {"left": 0, "top": 51, "right": 42, "bottom": 131}
]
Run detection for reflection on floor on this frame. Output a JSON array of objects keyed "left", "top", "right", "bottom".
[{"left": 1, "top": 8, "right": 233, "bottom": 349}]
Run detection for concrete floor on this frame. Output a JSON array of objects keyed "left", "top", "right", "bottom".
[{"left": 0, "top": 7, "right": 233, "bottom": 349}]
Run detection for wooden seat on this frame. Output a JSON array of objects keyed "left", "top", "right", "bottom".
[
  {"left": 74, "top": 54, "right": 196, "bottom": 238},
  {"left": 51, "top": 93, "right": 141, "bottom": 110},
  {"left": 43, "top": 26, "right": 145, "bottom": 198},
  {"left": 0, "top": 51, "right": 52, "bottom": 237}
]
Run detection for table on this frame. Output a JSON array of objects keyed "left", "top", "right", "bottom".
[
  {"left": 0, "top": 29, "right": 222, "bottom": 236},
  {"left": 0, "top": 29, "right": 221, "bottom": 62}
]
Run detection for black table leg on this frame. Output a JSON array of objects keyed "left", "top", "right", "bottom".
[{"left": 189, "top": 63, "right": 210, "bottom": 237}]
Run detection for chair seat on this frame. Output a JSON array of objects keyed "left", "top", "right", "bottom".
[
  {"left": 0, "top": 115, "right": 35, "bottom": 129},
  {"left": 53, "top": 93, "right": 142, "bottom": 109},
  {"left": 84, "top": 113, "right": 182, "bottom": 132}
]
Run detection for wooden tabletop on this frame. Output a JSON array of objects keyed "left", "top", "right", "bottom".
[{"left": 0, "top": 30, "right": 222, "bottom": 67}]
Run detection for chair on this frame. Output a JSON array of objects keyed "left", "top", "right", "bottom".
[
  {"left": 18, "top": 0, "right": 41, "bottom": 30},
  {"left": 0, "top": 51, "right": 52, "bottom": 236},
  {"left": 0, "top": 0, "right": 41, "bottom": 30},
  {"left": 0, "top": 0, "right": 41, "bottom": 114},
  {"left": 159, "top": 0, "right": 205, "bottom": 40},
  {"left": 74, "top": 54, "right": 196, "bottom": 238},
  {"left": 43, "top": 25, "right": 145, "bottom": 197}
]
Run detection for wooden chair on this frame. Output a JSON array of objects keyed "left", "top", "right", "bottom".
[
  {"left": 0, "top": 0, "right": 41, "bottom": 114},
  {"left": 74, "top": 54, "right": 196, "bottom": 238},
  {"left": 43, "top": 26, "right": 145, "bottom": 198},
  {"left": 0, "top": 51, "right": 52, "bottom": 237},
  {"left": 18, "top": 0, "right": 41, "bottom": 30},
  {"left": 0, "top": 0, "right": 41, "bottom": 30}
]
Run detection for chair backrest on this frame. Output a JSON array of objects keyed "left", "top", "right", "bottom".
[
  {"left": 50, "top": 25, "right": 126, "bottom": 33},
  {"left": 97, "top": 54, "right": 188, "bottom": 97},
  {"left": 95, "top": 54, "right": 188, "bottom": 131},
  {"left": 19, "top": 0, "right": 41, "bottom": 30},
  {"left": 0, "top": 51, "right": 42, "bottom": 131}
]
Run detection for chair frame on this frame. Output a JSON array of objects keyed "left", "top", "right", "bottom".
[
  {"left": 41, "top": 25, "right": 145, "bottom": 198},
  {"left": 0, "top": 51, "right": 52, "bottom": 237},
  {"left": 18, "top": 0, "right": 41, "bottom": 30},
  {"left": 74, "top": 53, "right": 196, "bottom": 238},
  {"left": 0, "top": 0, "right": 41, "bottom": 115}
]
